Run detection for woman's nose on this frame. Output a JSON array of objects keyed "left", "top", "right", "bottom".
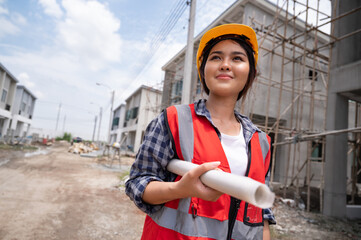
[{"left": 220, "top": 59, "right": 230, "bottom": 71}]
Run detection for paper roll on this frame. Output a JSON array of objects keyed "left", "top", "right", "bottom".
[{"left": 167, "top": 159, "right": 275, "bottom": 208}]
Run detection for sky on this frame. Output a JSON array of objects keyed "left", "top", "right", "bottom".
[{"left": 0, "top": 0, "right": 331, "bottom": 141}]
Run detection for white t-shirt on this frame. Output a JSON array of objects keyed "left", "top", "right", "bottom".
[{"left": 220, "top": 124, "right": 248, "bottom": 176}]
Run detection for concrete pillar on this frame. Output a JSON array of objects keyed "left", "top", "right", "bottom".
[
  {"left": 324, "top": 93, "right": 348, "bottom": 217},
  {"left": 17, "top": 122, "right": 24, "bottom": 137},
  {"left": 0, "top": 119, "right": 6, "bottom": 137},
  {"left": 0, "top": 71, "right": 6, "bottom": 110},
  {"left": 10, "top": 116, "right": 17, "bottom": 130},
  {"left": 25, "top": 123, "right": 30, "bottom": 137},
  {"left": 10, "top": 117, "right": 17, "bottom": 142},
  {"left": 2, "top": 118, "right": 10, "bottom": 139},
  {"left": 134, "top": 126, "right": 143, "bottom": 153}
]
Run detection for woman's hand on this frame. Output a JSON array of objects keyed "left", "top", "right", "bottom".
[
  {"left": 142, "top": 161, "right": 223, "bottom": 205},
  {"left": 173, "top": 161, "right": 223, "bottom": 202}
]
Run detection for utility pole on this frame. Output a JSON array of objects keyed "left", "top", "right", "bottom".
[
  {"left": 92, "top": 115, "right": 97, "bottom": 142},
  {"left": 97, "top": 107, "right": 102, "bottom": 143},
  {"left": 107, "top": 90, "right": 115, "bottom": 144},
  {"left": 96, "top": 83, "right": 114, "bottom": 144},
  {"left": 62, "top": 115, "right": 66, "bottom": 132},
  {"left": 55, "top": 103, "right": 61, "bottom": 130},
  {"left": 181, "top": 0, "right": 196, "bottom": 105}
]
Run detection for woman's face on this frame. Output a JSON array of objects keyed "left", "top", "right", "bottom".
[{"left": 204, "top": 39, "right": 250, "bottom": 100}]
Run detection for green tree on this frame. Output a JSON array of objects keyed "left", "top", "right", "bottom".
[
  {"left": 56, "top": 132, "right": 72, "bottom": 142},
  {"left": 63, "top": 132, "right": 72, "bottom": 142}
]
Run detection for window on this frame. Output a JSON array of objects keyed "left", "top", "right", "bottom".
[
  {"left": 112, "top": 117, "right": 119, "bottom": 130},
  {"left": 1, "top": 89, "right": 7, "bottom": 102},
  {"left": 125, "top": 107, "right": 139, "bottom": 121},
  {"left": 21, "top": 93, "right": 28, "bottom": 112},
  {"left": 131, "top": 107, "right": 138, "bottom": 119},
  {"left": 28, "top": 105, "right": 32, "bottom": 114},
  {"left": 125, "top": 109, "right": 131, "bottom": 121},
  {"left": 21, "top": 102, "right": 26, "bottom": 112},
  {"left": 171, "top": 80, "right": 183, "bottom": 98},
  {"left": 28, "top": 99, "right": 33, "bottom": 114},
  {"left": 171, "top": 80, "right": 183, "bottom": 104},
  {"left": 308, "top": 70, "right": 318, "bottom": 81},
  {"left": 311, "top": 141, "right": 323, "bottom": 162}
]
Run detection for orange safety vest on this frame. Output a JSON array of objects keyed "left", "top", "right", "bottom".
[{"left": 141, "top": 104, "right": 271, "bottom": 240}]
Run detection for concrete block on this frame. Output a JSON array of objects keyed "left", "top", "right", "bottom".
[{"left": 346, "top": 205, "right": 361, "bottom": 219}]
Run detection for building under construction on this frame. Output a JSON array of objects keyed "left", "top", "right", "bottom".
[{"left": 161, "top": 0, "right": 361, "bottom": 218}]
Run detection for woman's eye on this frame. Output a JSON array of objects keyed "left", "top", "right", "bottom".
[
  {"left": 209, "top": 55, "right": 221, "bottom": 60},
  {"left": 233, "top": 56, "right": 243, "bottom": 61}
]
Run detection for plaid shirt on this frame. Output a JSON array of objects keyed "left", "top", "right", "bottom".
[{"left": 125, "top": 99, "right": 276, "bottom": 224}]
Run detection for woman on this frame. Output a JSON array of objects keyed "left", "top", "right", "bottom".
[{"left": 125, "top": 24, "right": 275, "bottom": 240}]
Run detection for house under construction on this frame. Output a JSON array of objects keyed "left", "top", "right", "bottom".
[{"left": 160, "top": 0, "right": 361, "bottom": 218}]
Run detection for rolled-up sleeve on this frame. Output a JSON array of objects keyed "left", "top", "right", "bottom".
[{"left": 125, "top": 112, "right": 175, "bottom": 215}]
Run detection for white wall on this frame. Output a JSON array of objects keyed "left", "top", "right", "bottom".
[{"left": 134, "top": 88, "right": 162, "bottom": 152}]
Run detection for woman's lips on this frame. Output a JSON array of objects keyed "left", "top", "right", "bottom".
[{"left": 216, "top": 74, "right": 233, "bottom": 80}]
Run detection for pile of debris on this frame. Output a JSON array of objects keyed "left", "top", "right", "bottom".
[
  {"left": 68, "top": 142, "right": 98, "bottom": 154},
  {"left": 271, "top": 196, "right": 361, "bottom": 239}
]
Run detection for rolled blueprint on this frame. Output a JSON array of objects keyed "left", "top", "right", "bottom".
[{"left": 167, "top": 159, "right": 275, "bottom": 208}]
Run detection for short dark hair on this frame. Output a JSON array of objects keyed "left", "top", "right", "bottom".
[{"left": 199, "top": 34, "right": 257, "bottom": 101}]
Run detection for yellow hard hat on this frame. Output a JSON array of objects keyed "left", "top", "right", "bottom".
[{"left": 196, "top": 24, "right": 258, "bottom": 80}]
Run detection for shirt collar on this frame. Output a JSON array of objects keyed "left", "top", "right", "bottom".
[{"left": 194, "top": 99, "right": 261, "bottom": 135}]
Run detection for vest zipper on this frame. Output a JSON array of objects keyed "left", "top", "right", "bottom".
[
  {"left": 191, "top": 203, "right": 198, "bottom": 218},
  {"left": 226, "top": 138, "right": 252, "bottom": 239},
  {"left": 226, "top": 197, "right": 241, "bottom": 240}
]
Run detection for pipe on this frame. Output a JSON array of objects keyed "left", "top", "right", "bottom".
[{"left": 167, "top": 159, "right": 275, "bottom": 209}]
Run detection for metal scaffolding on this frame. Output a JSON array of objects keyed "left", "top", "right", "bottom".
[{"left": 243, "top": 0, "right": 361, "bottom": 212}]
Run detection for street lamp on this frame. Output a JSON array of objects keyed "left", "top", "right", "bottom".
[{"left": 96, "top": 82, "right": 114, "bottom": 144}]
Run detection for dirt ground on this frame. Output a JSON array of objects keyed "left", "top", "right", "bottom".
[
  {"left": 0, "top": 142, "right": 360, "bottom": 240},
  {"left": 0, "top": 142, "right": 145, "bottom": 240}
]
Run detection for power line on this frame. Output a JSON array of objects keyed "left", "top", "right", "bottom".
[
  {"left": 148, "top": 0, "right": 188, "bottom": 56},
  {"left": 115, "top": 0, "right": 189, "bottom": 103},
  {"left": 35, "top": 116, "right": 94, "bottom": 123},
  {"left": 37, "top": 99, "right": 98, "bottom": 114},
  {"left": 137, "top": 0, "right": 188, "bottom": 73}
]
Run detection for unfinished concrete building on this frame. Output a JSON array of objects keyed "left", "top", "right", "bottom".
[{"left": 160, "top": 0, "right": 361, "bottom": 218}]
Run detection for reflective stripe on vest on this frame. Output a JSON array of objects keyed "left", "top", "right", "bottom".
[
  {"left": 143, "top": 104, "right": 270, "bottom": 240},
  {"left": 176, "top": 104, "right": 194, "bottom": 162},
  {"left": 149, "top": 205, "right": 228, "bottom": 239},
  {"left": 258, "top": 131, "right": 270, "bottom": 166}
]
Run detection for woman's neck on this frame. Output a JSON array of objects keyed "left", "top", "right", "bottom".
[
  {"left": 206, "top": 95, "right": 237, "bottom": 120},
  {"left": 206, "top": 95, "right": 240, "bottom": 136}
]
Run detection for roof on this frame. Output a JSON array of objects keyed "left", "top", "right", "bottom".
[
  {"left": 125, "top": 84, "right": 162, "bottom": 102},
  {"left": 113, "top": 103, "right": 125, "bottom": 111},
  {"left": 17, "top": 85, "right": 37, "bottom": 100},
  {"left": 0, "top": 62, "right": 19, "bottom": 83}
]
